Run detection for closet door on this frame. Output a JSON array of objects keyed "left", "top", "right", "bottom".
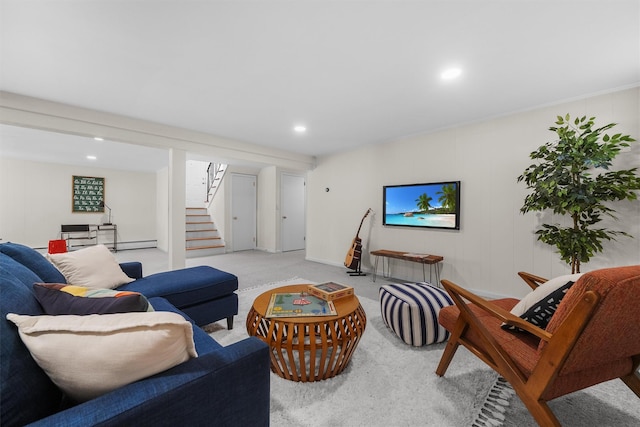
[
  {"left": 231, "top": 174, "right": 257, "bottom": 251},
  {"left": 281, "top": 173, "right": 305, "bottom": 252}
]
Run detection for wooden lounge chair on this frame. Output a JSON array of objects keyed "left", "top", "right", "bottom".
[{"left": 436, "top": 266, "right": 640, "bottom": 426}]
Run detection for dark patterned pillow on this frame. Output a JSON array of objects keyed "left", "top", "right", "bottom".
[
  {"left": 502, "top": 273, "right": 582, "bottom": 332},
  {"left": 518, "top": 281, "right": 574, "bottom": 329},
  {"left": 33, "top": 283, "right": 153, "bottom": 315}
]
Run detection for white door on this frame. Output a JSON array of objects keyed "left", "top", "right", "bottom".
[
  {"left": 281, "top": 173, "right": 306, "bottom": 252},
  {"left": 185, "top": 160, "right": 208, "bottom": 207},
  {"left": 231, "top": 174, "right": 257, "bottom": 251}
]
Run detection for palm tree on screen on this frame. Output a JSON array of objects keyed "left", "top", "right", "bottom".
[
  {"left": 415, "top": 193, "right": 432, "bottom": 213},
  {"left": 437, "top": 184, "right": 457, "bottom": 213}
]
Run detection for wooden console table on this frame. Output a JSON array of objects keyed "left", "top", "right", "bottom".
[{"left": 370, "top": 249, "right": 443, "bottom": 285}]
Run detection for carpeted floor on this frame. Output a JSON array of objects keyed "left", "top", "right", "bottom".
[
  {"left": 117, "top": 249, "right": 640, "bottom": 426},
  {"left": 208, "top": 278, "right": 640, "bottom": 427},
  {"left": 211, "top": 279, "right": 504, "bottom": 426}
]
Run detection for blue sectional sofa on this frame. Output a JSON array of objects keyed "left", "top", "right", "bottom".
[{"left": 0, "top": 242, "right": 270, "bottom": 427}]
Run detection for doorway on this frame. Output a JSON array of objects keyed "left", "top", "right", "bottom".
[
  {"left": 281, "top": 173, "right": 306, "bottom": 252},
  {"left": 185, "top": 160, "right": 208, "bottom": 207},
  {"left": 231, "top": 174, "right": 257, "bottom": 251}
]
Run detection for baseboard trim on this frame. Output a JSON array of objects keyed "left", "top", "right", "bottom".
[
  {"left": 33, "top": 240, "right": 158, "bottom": 252},
  {"left": 116, "top": 240, "right": 158, "bottom": 251}
]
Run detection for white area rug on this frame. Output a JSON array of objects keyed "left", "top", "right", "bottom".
[
  {"left": 210, "top": 278, "right": 504, "bottom": 426},
  {"left": 209, "top": 278, "right": 640, "bottom": 426}
]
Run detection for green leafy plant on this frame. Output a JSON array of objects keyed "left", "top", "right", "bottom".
[{"left": 518, "top": 114, "right": 640, "bottom": 273}]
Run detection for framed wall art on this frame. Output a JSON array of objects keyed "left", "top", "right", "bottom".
[{"left": 72, "top": 175, "right": 105, "bottom": 213}]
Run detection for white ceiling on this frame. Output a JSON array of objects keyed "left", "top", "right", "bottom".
[
  {"left": 0, "top": 124, "right": 170, "bottom": 172},
  {"left": 1, "top": 0, "right": 639, "bottom": 170}
]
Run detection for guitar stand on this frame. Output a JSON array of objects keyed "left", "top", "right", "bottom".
[{"left": 347, "top": 263, "right": 366, "bottom": 277}]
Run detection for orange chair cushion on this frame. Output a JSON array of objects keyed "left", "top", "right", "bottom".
[{"left": 438, "top": 298, "right": 541, "bottom": 375}]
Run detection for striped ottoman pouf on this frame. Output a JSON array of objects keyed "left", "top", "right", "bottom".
[{"left": 379, "top": 282, "right": 453, "bottom": 346}]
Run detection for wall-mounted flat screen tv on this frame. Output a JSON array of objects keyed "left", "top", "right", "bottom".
[{"left": 383, "top": 181, "right": 461, "bottom": 230}]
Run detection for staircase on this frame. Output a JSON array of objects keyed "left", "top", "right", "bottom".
[{"left": 186, "top": 207, "right": 225, "bottom": 258}]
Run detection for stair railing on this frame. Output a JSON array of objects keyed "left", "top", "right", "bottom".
[{"left": 206, "top": 162, "right": 227, "bottom": 204}]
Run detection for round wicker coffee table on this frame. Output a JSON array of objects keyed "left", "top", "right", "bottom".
[{"left": 246, "top": 284, "right": 367, "bottom": 382}]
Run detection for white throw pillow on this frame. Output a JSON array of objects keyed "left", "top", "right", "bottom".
[
  {"left": 47, "top": 245, "right": 134, "bottom": 289},
  {"left": 6, "top": 311, "right": 198, "bottom": 402}
]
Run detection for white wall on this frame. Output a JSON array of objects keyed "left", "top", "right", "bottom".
[
  {"left": 257, "top": 166, "right": 278, "bottom": 252},
  {"left": 0, "top": 157, "right": 157, "bottom": 249},
  {"left": 306, "top": 87, "right": 640, "bottom": 298},
  {"left": 156, "top": 167, "right": 169, "bottom": 251}
]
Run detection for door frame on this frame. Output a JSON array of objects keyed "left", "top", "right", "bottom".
[
  {"left": 230, "top": 173, "right": 257, "bottom": 251},
  {"left": 280, "top": 172, "right": 306, "bottom": 252}
]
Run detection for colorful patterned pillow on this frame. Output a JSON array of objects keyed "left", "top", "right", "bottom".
[{"left": 33, "top": 283, "right": 153, "bottom": 315}]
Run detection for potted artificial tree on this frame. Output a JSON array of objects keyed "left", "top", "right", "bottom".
[{"left": 518, "top": 114, "right": 640, "bottom": 273}]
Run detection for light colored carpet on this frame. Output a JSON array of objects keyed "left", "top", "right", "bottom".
[
  {"left": 118, "top": 249, "right": 639, "bottom": 425},
  {"left": 208, "top": 278, "right": 640, "bottom": 427},
  {"left": 211, "top": 278, "right": 500, "bottom": 426}
]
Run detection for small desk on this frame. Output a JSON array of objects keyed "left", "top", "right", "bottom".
[
  {"left": 60, "top": 224, "right": 117, "bottom": 252},
  {"left": 371, "top": 249, "right": 443, "bottom": 285},
  {"left": 97, "top": 224, "right": 117, "bottom": 252}
]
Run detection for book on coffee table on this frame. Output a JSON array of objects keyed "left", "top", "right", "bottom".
[
  {"left": 266, "top": 292, "right": 337, "bottom": 318},
  {"left": 307, "top": 282, "right": 354, "bottom": 301}
]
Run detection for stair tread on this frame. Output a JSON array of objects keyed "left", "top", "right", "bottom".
[
  {"left": 187, "top": 236, "right": 221, "bottom": 241},
  {"left": 185, "top": 208, "right": 221, "bottom": 252},
  {"left": 187, "top": 244, "right": 225, "bottom": 250}
]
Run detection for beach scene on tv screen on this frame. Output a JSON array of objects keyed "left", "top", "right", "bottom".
[{"left": 385, "top": 183, "right": 458, "bottom": 228}]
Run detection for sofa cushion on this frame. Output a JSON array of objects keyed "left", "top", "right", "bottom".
[
  {"left": 120, "top": 266, "right": 238, "bottom": 308},
  {"left": 1, "top": 269, "right": 63, "bottom": 426},
  {"left": 0, "top": 242, "right": 66, "bottom": 283},
  {"left": 7, "top": 311, "right": 198, "bottom": 403},
  {"left": 47, "top": 245, "right": 135, "bottom": 289},
  {"left": 33, "top": 283, "right": 154, "bottom": 315},
  {"left": 148, "top": 296, "right": 222, "bottom": 355},
  {"left": 0, "top": 252, "right": 43, "bottom": 289}
]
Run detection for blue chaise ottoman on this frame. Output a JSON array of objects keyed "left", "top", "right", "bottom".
[
  {"left": 379, "top": 282, "right": 453, "bottom": 346},
  {"left": 120, "top": 266, "right": 238, "bottom": 328}
]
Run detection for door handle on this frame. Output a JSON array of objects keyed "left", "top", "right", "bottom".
[
  {"left": 233, "top": 217, "right": 238, "bottom": 220},
  {"left": 282, "top": 216, "right": 287, "bottom": 219}
]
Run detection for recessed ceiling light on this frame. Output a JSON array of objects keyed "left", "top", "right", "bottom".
[
  {"left": 294, "top": 125, "right": 307, "bottom": 133},
  {"left": 94, "top": 137, "right": 104, "bottom": 141},
  {"left": 441, "top": 68, "right": 462, "bottom": 80},
  {"left": 86, "top": 155, "right": 97, "bottom": 160}
]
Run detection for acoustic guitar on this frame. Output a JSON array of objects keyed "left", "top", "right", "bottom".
[{"left": 344, "top": 208, "right": 372, "bottom": 271}]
